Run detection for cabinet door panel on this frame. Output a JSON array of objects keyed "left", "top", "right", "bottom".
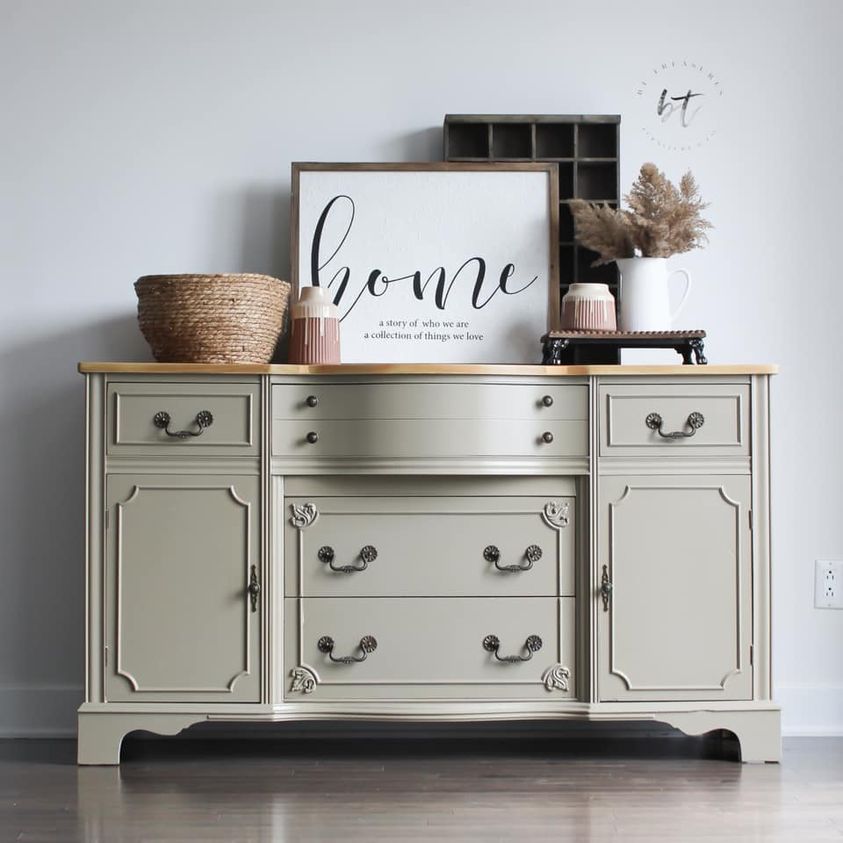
[
  {"left": 105, "top": 475, "right": 261, "bottom": 702},
  {"left": 598, "top": 475, "right": 752, "bottom": 702}
]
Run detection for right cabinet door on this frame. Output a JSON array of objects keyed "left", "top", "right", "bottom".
[{"left": 598, "top": 474, "right": 752, "bottom": 702}]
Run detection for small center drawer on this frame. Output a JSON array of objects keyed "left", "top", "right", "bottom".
[
  {"left": 285, "top": 596, "right": 575, "bottom": 701},
  {"left": 274, "top": 419, "right": 587, "bottom": 459},
  {"left": 273, "top": 382, "right": 587, "bottom": 421},
  {"left": 107, "top": 382, "right": 260, "bottom": 456},
  {"left": 599, "top": 383, "right": 749, "bottom": 457},
  {"left": 284, "top": 494, "right": 575, "bottom": 597}
]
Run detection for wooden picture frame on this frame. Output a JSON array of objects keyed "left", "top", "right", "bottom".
[{"left": 291, "top": 162, "right": 559, "bottom": 364}]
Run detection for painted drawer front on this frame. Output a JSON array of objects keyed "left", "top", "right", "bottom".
[
  {"left": 273, "top": 418, "right": 587, "bottom": 459},
  {"left": 285, "top": 597, "right": 575, "bottom": 701},
  {"left": 284, "top": 495, "right": 575, "bottom": 597},
  {"left": 272, "top": 383, "right": 588, "bottom": 421},
  {"left": 599, "top": 383, "right": 749, "bottom": 456},
  {"left": 108, "top": 382, "right": 259, "bottom": 456}
]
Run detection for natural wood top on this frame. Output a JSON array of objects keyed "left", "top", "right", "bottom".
[{"left": 78, "top": 362, "right": 778, "bottom": 376}]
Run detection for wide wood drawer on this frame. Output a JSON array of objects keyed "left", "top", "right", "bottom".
[
  {"left": 599, "top": 383, "right": 749, "bottom": 457},
  {"left": 285, "top": 597, "right": 575, "bottom": 701},
  {"left": 284, "top": 495, "right": 575, "bottom": 597},
  {"left": 272, "top": 382, "right": 588, "bottom": 421},
  {"left": 107, "top": 382, "right": 260, "bottom": 456}
]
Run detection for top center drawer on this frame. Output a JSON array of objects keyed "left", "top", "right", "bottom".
[{"left": 272, "top": 382, "right": 588, "bottom": 421}]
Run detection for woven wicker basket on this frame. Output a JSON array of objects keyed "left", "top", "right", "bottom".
[{"left": 135, "top": 274, "right": 291, "bottom": 363}]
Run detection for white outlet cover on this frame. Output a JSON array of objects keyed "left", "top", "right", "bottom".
[{"left": 815, "top": 560, "right": 843, "bottom": 609}]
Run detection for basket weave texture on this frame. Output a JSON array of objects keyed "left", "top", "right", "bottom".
[{"left": 135, "top": 274, "right": 291, "bottom": 363}]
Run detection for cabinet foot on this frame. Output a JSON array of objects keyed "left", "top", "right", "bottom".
[
  {"left": 77, "top": 712, "right": 204, "bottom": 765},
  {"left": 660, "top": 708, "right": 781, "bottom": 763}
]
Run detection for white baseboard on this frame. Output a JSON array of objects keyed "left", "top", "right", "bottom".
[
  {"left": 0, "top": 683, "right": 841, "bottom": 738},
  {"left": 776, "top": 684, "right": 843, "bottom": 736},
  {"left": 0, "top": 685, "right": 81, "bottom": 737}
]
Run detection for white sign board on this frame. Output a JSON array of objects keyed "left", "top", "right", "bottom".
[{"left": 292, "top": 164, "right": 559, "bottom": 364}]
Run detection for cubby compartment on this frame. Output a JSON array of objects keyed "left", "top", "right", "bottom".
[
  {"left": 536, "top": 123, "right": 574, "bottom": 158},
  {"left": 576, "top": 162, "right": 618, "bottom": 201},
  {"left": 558, "top": 162, "right": 574, "bottom": 200},
  {"left": 445, "top": 123, "right": 489, "bottom": 158},
  {"left": 559, "top": 203, "right": 575, "bottom": 243},
  {"left": 577, "top": 123, "right": 618, "bottom": 159},
  {"left": 559, "top": 245, "right": 575, "bottom": 290},
  {"left": 492, "top": 123, "right": 532, "bottom": 159}
]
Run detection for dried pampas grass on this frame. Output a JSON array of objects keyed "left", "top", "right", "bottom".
[{"left": 570, "top": 163, "right": 712, "bottom": 265}]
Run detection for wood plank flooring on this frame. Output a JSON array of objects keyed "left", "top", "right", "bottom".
[{"left": 1, "top": 734, "right": 841, "bottom": 841}]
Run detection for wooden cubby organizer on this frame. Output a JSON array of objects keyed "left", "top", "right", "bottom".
[{"left": 444, "top": 114, "right": 621, "bottom": 321}]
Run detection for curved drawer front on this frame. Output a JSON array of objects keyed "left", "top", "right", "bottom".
[
  {"left": 272, "top": 383, "right": 587, "bottom": 421},
  {"left": 599, "top": 383, "right": 749, "bottom": 457},
  {"left": 285, "top": 597, "right": 575, "bottom": 701},
  {"left": 108, "top": 382, "right": 259, "bottom": 456},
  {"left": 284, "top": 495, "right": 575, "bottom": 597},
  {"left": 273, "top": 419, "right": 587, "bottom": 459}
]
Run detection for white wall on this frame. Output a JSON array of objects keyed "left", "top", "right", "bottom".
[{"left": 1, "top": 0, "right": 841, "bottom": 736}]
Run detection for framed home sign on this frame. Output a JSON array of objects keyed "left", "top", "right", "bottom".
[{"left": 291, "top": 162, "right": 559, "bottom": 363}]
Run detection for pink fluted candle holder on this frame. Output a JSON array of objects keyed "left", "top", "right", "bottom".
[
  {"left": 560, "top": 283, "right": 617, "bottom": 331},
  {"left": 287, "top": 286, "right": 341, "bottom": 364}
]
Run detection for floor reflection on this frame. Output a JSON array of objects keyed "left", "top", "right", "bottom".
[{"left": 1, "top": 735, "right": 828, "bottom": 843}]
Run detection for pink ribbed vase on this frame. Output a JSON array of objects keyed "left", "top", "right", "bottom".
[
  {"left": 287, "top": 287, "right": 341, "bottom": 364},
  {"left": 560, "top": 283, "right": 617, "bottom": 331}
]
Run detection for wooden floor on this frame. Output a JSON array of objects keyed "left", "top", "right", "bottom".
[{"left": 1, "top": 733, "right": 841, "bottom": 842}]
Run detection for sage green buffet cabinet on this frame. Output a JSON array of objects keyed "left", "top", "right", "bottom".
[{"left": 77, "top": 362, "right": 778, "bottom": 763}]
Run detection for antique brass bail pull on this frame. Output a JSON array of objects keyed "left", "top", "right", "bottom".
[
  {"left": 482, "top": 634, "right": 543, "bottom": 663},
  {"left": 317, "top": 635, "right": 378, "bottom": 664},
  {"left": 484, "top": 544, "right": 542, "bottom": 573},
  {"left": 318, "top": 545, "right": 377, "bottom": 573},
  {"left": 153, "top": 410, "right": 214, "bottom": 438},
  {"left": 645, "top": 411, "right": 705, "bottom": 439}
]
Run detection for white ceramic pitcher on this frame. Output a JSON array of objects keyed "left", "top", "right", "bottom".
[{"left": 616, "top": 257, "right": 692, "bottom": 332}]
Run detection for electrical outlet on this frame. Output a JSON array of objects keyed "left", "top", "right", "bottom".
[{"left": 815, "top": 560, "right": 843, "bottom": 609}]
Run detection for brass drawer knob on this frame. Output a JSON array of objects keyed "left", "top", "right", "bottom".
[
  {"left": 483, "top": 634, "right": 543, "bottom": 663},
  {"left": 306, "top": 431, "right": 319, "bottom": 444}
]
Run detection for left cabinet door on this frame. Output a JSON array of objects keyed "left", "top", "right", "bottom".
[{"left": 105, "top": 474, "right": 261, "bottom": 702}]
